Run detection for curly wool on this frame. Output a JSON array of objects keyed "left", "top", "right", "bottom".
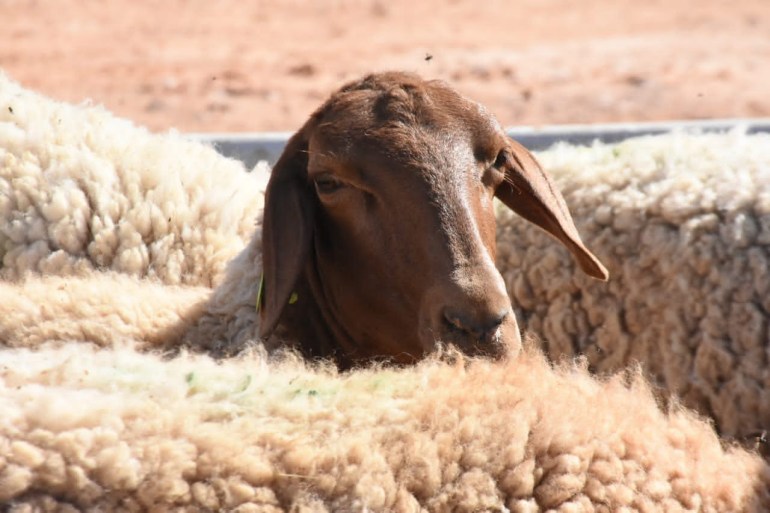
[
  {"left": 0, "top": 273, "right": 210, "bottom": 351},
  {"left": 496, "top": 130, "right": 770, "bottom": 439},
  {"left": 0, "top": 72, "right": 266, "bottom": 287},
  {"left": 1, "top": 343, "right": 768, "bottom": 512},
  {"left": 2, "top": 75, "right": 770, "bottom": 511},
  {"left": 3, "top": 72, "right": 770, "bottom": 438}
]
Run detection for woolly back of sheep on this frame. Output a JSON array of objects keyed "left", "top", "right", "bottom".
[
  {"left": 0, "top": 72, "right": 266, "bottom": 287},
  {"left": 496, "top": 130, "right": 770, "bottom": 439},
  {"left": 2, "top": 343, "right": 769, "bottom": 511}
]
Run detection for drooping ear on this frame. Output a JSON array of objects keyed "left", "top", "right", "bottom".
[
  {"left": 494, "top": 138, "right": 609, "bottom": 280},
  {"left": 259, "top": 129, "right": 316, "bottom": 338}
]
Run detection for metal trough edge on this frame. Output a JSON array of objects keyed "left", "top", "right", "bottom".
[{"left": 188, "top": 118, "right": 770, "bottom": 169}]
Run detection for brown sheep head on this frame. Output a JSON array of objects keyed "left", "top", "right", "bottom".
[{"left": 259, "top": 72, "right": 607, "bottom": 368}]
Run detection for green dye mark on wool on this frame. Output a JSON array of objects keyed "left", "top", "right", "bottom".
[
  {"left": 185, "top": 371, "right": 202, "bottom": 396},
  {"left": 184, "top": 371, "right": 253, "bottom": 397},
  {"left": 236, "top": 374, "right": 253, "bottom": 393},
  {"left": 287, "top": 387, "right": 327, "bottom": 401}
]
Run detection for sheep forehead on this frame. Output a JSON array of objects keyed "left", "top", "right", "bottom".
[{"left": 313, "top": 75, "right": 503, "bottom": 177}]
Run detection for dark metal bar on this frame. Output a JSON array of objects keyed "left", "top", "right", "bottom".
[{"left": 189, "top": 119, "right": 770, "bottom": 169}]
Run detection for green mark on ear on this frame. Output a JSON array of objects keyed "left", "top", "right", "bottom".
[
  {"left": 256, "top": 274, "right": 265, "bottom": 313},
  {"left": 256, "top": 274, "right": 297, "bottom": 312}
]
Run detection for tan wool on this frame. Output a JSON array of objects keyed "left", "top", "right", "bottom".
[{"left": 2, "top": 73, "right": 769, "bottom": 511}]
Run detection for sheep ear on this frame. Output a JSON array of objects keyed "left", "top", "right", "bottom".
[
  {"left": 259, "top": 130, "right": 315, "bottom": 338},
  {"left": 495, "top": 138, "right": 609, "bottom": 281}
]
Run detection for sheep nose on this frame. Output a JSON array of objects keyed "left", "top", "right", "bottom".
[{"left": 443, "top": 307, "right": 509, "bottom": 343}]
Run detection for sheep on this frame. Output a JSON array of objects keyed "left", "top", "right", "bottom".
[
  {"left": 0, "top": 70, "right": 267, "bottom": 288},
  {"left": 1, "top": 342, "right": 769, "bottom": 512},
  {"left": 495, "top": 129, "right": 770, "bottom": 441},
  {"left": 0, "top": 71, "right": 259, "bottom": 354},
  {"left": 233, "top": 71, "right": 607, "bottom": 366}
]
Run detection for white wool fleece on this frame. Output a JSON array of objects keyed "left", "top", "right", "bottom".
[
  {"left": 2, "top": 75, "right": 770, "bottom": 510},
  {"left": 0, "top": 273, "right": 210, "bottom": 351},
  {"left": 1, "top": 343, "right": 768, "bottom": 512},
  {"left": 496, "top": 129, "right": 770, "bottom": 440},
  {"left": 0, "top": 72, "right": 268, "bottom": 287}
]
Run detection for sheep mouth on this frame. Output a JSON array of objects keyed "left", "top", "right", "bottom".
[{"left": 430, "top": 329, "right": 508, "bottom": 360}]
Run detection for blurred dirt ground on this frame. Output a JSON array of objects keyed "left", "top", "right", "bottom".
[{"left": 1, "top": 0, "right": 769, "bottom": 132}]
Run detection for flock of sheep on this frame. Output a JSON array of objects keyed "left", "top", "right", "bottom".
[{"left": 1, "top": 70, "right": 770, "bottom": 511}]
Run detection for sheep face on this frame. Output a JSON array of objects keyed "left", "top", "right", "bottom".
[{"left": 260, "top": 72, "right": 607, "bottom": 367}]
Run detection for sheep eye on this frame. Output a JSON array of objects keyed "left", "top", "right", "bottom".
[
  {"left": 493, "top": 150, "right": 509, "bottom": 169},
  {"left": 481, "top": 150, "right": 508, "bottom": 188},
  {"left": 314, "top": 174, "right": 345, "bottom": 195}
]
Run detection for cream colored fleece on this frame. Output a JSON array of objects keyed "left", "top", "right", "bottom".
[
  {"left": 2, "top": 74, "right": 770, "bottom": 511},
  {"left": 496, "top": 129, "right": 770, "bottom": 439},
  {"left": 1, "top": 343, "right": 768, "bottom": 512},
  {"left": 0, "top": 71, "right": 266, "bottom": 287}
]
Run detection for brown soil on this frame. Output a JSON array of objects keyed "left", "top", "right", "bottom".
[{"left": 2, "top": 0, "right": 769, "bottom": 133}]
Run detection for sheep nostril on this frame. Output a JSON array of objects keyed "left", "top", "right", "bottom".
[
  {"left": 447, "top": 313, "right": 483, "bottom": 339},
  {"left": 444, "top": 311, "right": 466, "bottom": 332}
]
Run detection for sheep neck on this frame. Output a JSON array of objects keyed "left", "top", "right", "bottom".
[{"left": 273, "top": 257, "right": 359, "bottom": 369}]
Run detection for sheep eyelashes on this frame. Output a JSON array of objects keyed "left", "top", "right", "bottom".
[{"left": 259, "top": 72, "right": 608, "bottom": 367}]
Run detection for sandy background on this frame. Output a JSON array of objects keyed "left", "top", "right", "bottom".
[{"left": 1, "top": 0, "right": 769, "bottom": 133}]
